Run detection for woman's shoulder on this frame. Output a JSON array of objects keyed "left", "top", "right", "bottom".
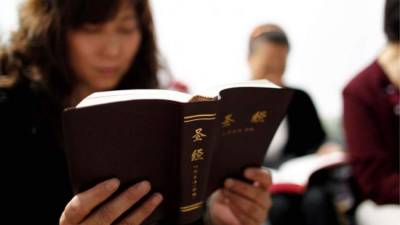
[
  {"left": 0, "top": 45, "right": 63, "bottom": 136},
  {"left": 0, "top": 82, "right": 35, "bottom": 136},
  {"left": 343, "top": 60, "right": 384, "bottom": 99},
  {"left": 0, "top": 77, "right": 37, "bottom": 109},
  {"left": 0, "top": 78, "right": 64, "bottom": 150},
  {"left": 0, "top": 77, "right": 60, "bottom": 124}
]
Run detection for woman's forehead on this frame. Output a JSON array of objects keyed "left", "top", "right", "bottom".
[{"left": 116, "top": 2, "right": 136, "bottom": 18}]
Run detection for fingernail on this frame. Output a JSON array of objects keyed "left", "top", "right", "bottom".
[
  {"left": 106, "top": 178, "right": 120, "bottom": 190},
  {"left": 136, "top": 181, "right": 151, "bottom": 192},
  {"left": 225, "top": 179, "right": 234, "bottom": 188},
  {"left": 152, "top": 193, "right": 163, "bottom": 204}
]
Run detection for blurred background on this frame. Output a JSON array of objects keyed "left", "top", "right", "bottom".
[{"left": 0, "top": 0, "right": 386, "bottom": 143}]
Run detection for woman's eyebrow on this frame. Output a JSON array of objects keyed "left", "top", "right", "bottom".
[{"left": 117, "top": 14, "right": 137, "bottom": 21}]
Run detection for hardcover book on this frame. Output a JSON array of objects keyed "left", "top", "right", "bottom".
[
  {"left": 269, "top": 150, "right": 347, "bottom": 194},
  {"left": 62, "top": 80, "right": 293, "bottom": 224}
]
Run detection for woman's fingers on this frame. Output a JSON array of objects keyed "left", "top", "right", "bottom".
[
  {"left": 60, "top": 178, "right": 120, "bottom": 225},
  {"left": 223, "top": 189, "right": 267, "bottom": 223},
  {"left": 224, "top": 178, "right": 269, "bottom": 209},
  {"left": 85, "top": 181, "right": 151, "bottom": 225},
  {"left": 60, "top": 169, "right": 272, "bottom": 225},
  {"left": 118, "top": 193, "right": 163, "bottom": 225},
  {"left": 60, "top": 179, "right": 162, "bottom": 225},
  {"left": 244, "top": 168, "right": 272, "bottom": 190}
]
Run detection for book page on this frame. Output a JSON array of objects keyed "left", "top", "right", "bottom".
[
  {"left": 76, "top": 89, "right": 193, "bottom": 108},
  {"left": 76, "top": 79, "right": 279, "bottom": 108}
]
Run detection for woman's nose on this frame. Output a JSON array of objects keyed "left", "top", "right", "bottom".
[{"left": 101, "top": 35, "right": 122, "bottom": 58}]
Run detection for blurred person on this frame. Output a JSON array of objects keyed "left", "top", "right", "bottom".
[
  {"left": 248, "top": 23, "right": 342, "bottom": 225},
  {"left": 248, "top": 24, "right": 327, "bottom": 167},
  {"left": 343, "top": 0, "right": 400, "bottom": 224}
]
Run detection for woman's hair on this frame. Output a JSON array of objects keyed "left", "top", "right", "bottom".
[
  {"left": 0, "top": 0, "right": 159, "bottom": 102},
  {"left": 384, "top": 0, "right": 399, "bottom": 42}
]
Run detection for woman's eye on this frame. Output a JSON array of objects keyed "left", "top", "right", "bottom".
[{"left": 118, "top": 26, "right": 138, "bottom": 34}]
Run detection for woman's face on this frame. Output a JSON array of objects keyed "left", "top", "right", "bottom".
[{"left": 67, "top": 1, "right": 141, "bottom": 92}]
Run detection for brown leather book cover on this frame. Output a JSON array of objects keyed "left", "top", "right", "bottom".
[{"left": 62, "top": 85, "right": 293, "bottom": 224}]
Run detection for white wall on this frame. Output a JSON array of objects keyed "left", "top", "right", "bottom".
[
  {"left": 0, "top": 0, "right": 387, "bottom": 119},
  {"left": 0, "top": 0, "right": 23, "bottom": 42},
  {"left": 150, "top": 0, "right": 386, "bottom": 119}
]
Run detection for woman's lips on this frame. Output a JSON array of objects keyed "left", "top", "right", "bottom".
[{"left": 96, "top": 67, "right": 120, "bottom": 76}]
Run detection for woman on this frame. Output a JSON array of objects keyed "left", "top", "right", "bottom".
[
  {"left": 343, "top": 0, "right": 399, "bottom": 224},
  {"left": 0, "top": 0, "right": 271, "bottom": 224}
]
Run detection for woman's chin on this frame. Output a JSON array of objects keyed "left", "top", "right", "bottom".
[{"left": 91, "top": 82, "right": 120, "bottom": 92}]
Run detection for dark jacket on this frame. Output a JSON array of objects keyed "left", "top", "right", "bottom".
[
  {"left": 265, "top": 88, "right": 326, "bottom": 168},
  {"left": 343, "top": 60, "right": 399, "bottom": 205},
  {"left": 285, "top": 88, "right": 326, "bottom": 156},
  {"left": 0, "top": 78, "right": 71, "bottom": 224}
]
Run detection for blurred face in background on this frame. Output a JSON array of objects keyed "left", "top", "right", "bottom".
[
  {"left": 249, "top": 40, "right": 289, "bottom": 86},
  {"left": 67, "top": 0, "right": 142, "bottom": 93}
]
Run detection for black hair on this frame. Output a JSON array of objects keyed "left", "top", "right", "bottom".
[
  {"left": 384, "top": 0, "right": 400, "bottom": 42},
  {"left": 249, "top": 30, "right": 290, "bottom": 57}
]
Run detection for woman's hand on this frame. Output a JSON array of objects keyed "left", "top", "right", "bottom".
[
  {"left": 208, "top": 168, "right": 272, "bottom": 225},
  {"left": 60, "top": 179, "right": 162, "bottom": 225}
]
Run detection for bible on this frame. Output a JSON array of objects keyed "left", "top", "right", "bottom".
[
  {"left": 269, "top": 149, "right": 347, "bottom": 194},
  {"left": 62, "top": 80, "right": 293, "bottom": 224}
]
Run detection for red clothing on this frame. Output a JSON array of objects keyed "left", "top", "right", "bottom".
[
  {"left": 169, "top": 80, "right": 189, "bottom": 93},
  {"left": 343, "top": 60, "right": 399, "bottom": 205}
]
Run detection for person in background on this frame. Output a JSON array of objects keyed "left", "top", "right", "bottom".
[
  {"left": 343, "top": 0, "right": 400, "bottom": 224},
  {"left": 248, "top": 23, "right": 341, "bottom": 225},
  {"left": 248, "top": 24, "right": 327, "bottom": 168},
  {"left": 0, "top": 0, "right": 271, "bottom": 224}
]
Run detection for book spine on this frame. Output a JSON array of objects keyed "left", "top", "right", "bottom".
[{"left": 177, "top": 101, "right": 218, "bottom": 224}]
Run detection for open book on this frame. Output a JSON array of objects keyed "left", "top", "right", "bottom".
[
  {"left": 63, "top": 80, "right": 293, "bottom": 225},
  {"left": 268, "top": 150, "right": 347, "bottom": 194}
]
